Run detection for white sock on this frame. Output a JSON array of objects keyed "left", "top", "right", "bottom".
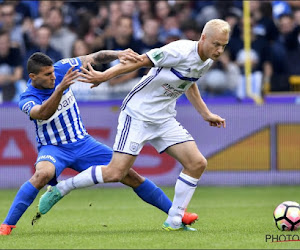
[
  {"left": 166, "top": 172, "right": 199, "bottom": 228},
  {"left": 57, "top": 165, "right": 104, "bottom": 196}
]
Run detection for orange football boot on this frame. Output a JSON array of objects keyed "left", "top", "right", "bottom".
[
  {"left": 182, "top": 211, "right": 198, "bottom": 225},
  {"left": 0, "top": 224, "right": 16, "bottom": 235}
]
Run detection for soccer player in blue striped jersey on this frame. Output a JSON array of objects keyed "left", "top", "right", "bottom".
[{"left": 0, "top": 50, "right": 197, "bottom": 236}]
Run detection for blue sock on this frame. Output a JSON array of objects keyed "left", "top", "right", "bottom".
[
  {"left": 3, "top": 181, "right": 39, "bottom": 226},
  {"left": 133, "top": 178, "right": 172, "bottom": 214}
]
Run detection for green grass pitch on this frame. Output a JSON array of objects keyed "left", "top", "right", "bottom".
[{"left": 0, "top": 186, "right": 300, "bottom": 249}]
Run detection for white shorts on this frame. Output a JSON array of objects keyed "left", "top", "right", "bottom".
[{"left": 113, "top": 111, "right": 194, "bottom": 155}]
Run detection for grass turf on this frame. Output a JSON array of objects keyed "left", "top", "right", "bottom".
[{"left": 0, "top": 186, "right": 300, "bottom": 249}]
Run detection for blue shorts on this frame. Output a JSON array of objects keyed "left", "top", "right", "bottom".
[{"left": 36, "top": 135, "right": 112, "bottom": 185}]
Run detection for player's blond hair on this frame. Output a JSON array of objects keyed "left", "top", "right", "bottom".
[{"left": 202, "top": 19, "right": 231, "bottom": 37}]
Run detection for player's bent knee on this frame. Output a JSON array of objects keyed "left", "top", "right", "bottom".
[
  {"left": 30, "top": 169, "right": 54, "bottom": 188},
  {"left": 188, "top": 157, "right": 207, "bottom": 174}
]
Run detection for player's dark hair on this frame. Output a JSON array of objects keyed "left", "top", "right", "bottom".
[{"left": 27, "top": 52, "right": 53, "bottom": 74}]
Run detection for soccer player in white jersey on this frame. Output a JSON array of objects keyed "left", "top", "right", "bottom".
[
  {"left": 0, "top": 50, "right": 198, "bottom": 236},
  {"left": 39, "top": 19, "right": 229, "bottom": 231}
]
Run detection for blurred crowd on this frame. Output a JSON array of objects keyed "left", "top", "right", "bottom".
[{"left": 0, "top": 0, "right": 300, "bottom": 103}]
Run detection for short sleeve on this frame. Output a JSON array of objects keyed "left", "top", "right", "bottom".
[
  {"left": 54, "top": 57, "right": 82, "bottom": 76},
  {"left": 146, "top": 42, "right": 182, "bottom": 68},
  {"left": 19, "top": 95, "right": 41, "bottom": 118}
]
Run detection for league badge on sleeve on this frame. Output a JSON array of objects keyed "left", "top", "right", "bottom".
[{"left": 152, "top": 50, "right": 164, "bottom": 62}]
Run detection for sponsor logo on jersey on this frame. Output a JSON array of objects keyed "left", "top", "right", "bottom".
[
  {"left": 22, "top": 101, "right": 35, "bottom": 116},
  {"left": 130, "top": 142, "right": 139, "bottom": 152},
  {"left": 37, "top": 89, "right": 76, "bottom": 124},
  {"left": 152, "top": 50, "right": 164, "bottom": 62},
  {"left": 162, "top": 83, "right": 185, "bottom": 98}
]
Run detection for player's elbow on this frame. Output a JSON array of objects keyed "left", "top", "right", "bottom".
[{"left": 32, "top": 112, "right": 51, "bottom": 121}]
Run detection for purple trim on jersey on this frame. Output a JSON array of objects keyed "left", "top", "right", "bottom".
[
  {"left": 159, "top": 139, "right": 195, "bottom": 154},
  {"left": 117, "top": 115, "right": 131, "bottom": 151},
  {"left": 178, "top": 176, "right": 197, "bottom": 187},
  {"left": 113, "top": 150, "right": 139, "bottom": 156},
  {"left": 120, "top": 67, "right": 163, "bottom": 111},
  {"left": 91, "top": 166, "right": 99, "bottom": 184},
  {"left": 170, "top": 68, "right": 199, "bottom": 82}
]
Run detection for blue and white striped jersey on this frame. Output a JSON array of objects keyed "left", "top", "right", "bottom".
[{"left": 19, "top": 57, "right": 88, "bottom": 146}]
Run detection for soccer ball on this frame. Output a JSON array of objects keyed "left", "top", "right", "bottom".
[{"left": 273, "top": 201, "right": 300, "bottom": 231}]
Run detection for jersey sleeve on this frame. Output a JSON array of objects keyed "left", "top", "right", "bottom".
[
  {"left": 19, "top": 94, "right": 42, "bottom": 119},
  {"left": 146, "top": 41, "right": 183, "bottom": 68},
  {"left": 54, "top": 57, "right": 82, "bottom": 75}
]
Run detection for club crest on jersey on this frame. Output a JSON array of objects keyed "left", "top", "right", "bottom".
[
  {"left": 130, "top": 142, "right": 139, "bottom": 152},
  {"left": 60, "top": 58, "right": 79, "bottom": 66},
  {"left": 22, "top": 101, "right": 35, "bottom": 116},
  {"left": 152, "top": 50, "right": 164, "bottom": 62}
]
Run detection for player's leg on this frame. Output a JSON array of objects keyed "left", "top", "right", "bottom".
[
  {"left": 164, "top": 141, "right": 206, "bottom": 230},
  {"left": 0, "top": 161, "right": 55, "bottom": 235}
]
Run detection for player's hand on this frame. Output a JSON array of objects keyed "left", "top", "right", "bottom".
[
  {"left": 118, "top": 48, "right": 143, "bottom": 64},
  {"left": 78, "top": 63, "right": 105, "bottom": 88},
  {"left": 204, "top": 113, "right": 226, "bottom": 128},
  {"left": 58, "top": 66, "right": 79, "bottom": 91}
]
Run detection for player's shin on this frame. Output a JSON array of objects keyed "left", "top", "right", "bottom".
[
  {"left": 166, "top": 172, "right": 199, "bottom": 228},
  {"left": 3, "top": 181, "right": 39, "bottom": 226},
  {"left": 134, "top": 178, "right": 172, "bottom": 214}
]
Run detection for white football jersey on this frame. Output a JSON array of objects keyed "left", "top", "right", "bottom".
[{"left": 121, "top": 40, "right": 214, "bottom": 123}]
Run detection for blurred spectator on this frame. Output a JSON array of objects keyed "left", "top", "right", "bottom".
[
  {"left": 223, "top": 8, "right": 242, "bottom": 39},
  {"left": 0, "top": 29, "right": 23, "bottom": 102},
  {"left": 272, "top": 1, "right": 292, "bottom": 21},
  {"left": 33, "top": 1, "right": 52, "bottom": 29},
  {"left": 46, "top": 7, "right": 77, "bottom": 58},
  {"left": 0, "top": 2, "right": 25, "bottom": 54},
  {"left": 103, "top": 16, "right": 141, "bottom": 88},
  {"left": 164, "top": 28, "right": 182, "bottom": 44},
  {"left": 6, "top": 0, "right": 32, "bottom": 25},
  {"left": 51, "top": 1, "right": 79, "bottom": 30},
  {"left": 293, "top": 8, "right": 300, "bottom": 26},
  {"left": 23, "top": 24, "right": 62, "bottom": 80},
  {"left": 120, "top": 1, "right": 143, "bottom": 40},
  {"left": 180, "top": 19, "right": 201, "bottom": 41},
  {"left": 101, "top": 1, "right": 122, "bottom": 42},
  {"left": 159, "top": 15, "right": 183, "bottom": 43},
  {"left": 227, "top": 17, "right": 273, "bottom": 99},
  {"left": 137, "top": 18, "right": 164, "bottom": 55},
  {"left": 136, "top": 18, "right": 164, "bottom": 76},
  {"left": 198, "top": 49, "right": 241, "bottom": 96},
  {"left": 155, "top": 0, "right": 172, "bottom": 26},
  {"left": 172, "top": 1, "right": 194, "bottom": 26},
  {"left": 70, "top": 39, "right": 96, "bottom": 101},
  {"left": 250, "top": 1, "right": 279, "bottom": 42},
  {"left": 270, "top": 14, "right": 300, "bottom": 91},
  {"left": 136, "top": 0, "right": 155, "bottom": 25}
]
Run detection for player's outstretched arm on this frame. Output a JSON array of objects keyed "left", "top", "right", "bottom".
[
  {"left": 30, "top": 67, "right": 79, "bottom": 120},
  {"left": 79, "top": 48, "right": 143, "bottom": 69},
  {"left": 185, "top": 83, "right": 226, "bottom": 128},
  {"left": 78, "top": 54, "right": 153, "bottom": 88}
]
